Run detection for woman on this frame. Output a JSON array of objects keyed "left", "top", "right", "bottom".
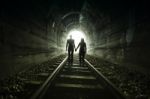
[{"left": 75, "top": 38, "right": 87, "bottom": 63}]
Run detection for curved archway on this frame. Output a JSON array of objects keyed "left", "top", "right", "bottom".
[{"left": 61, "top": 11, "right": 80, "bottom": 20}]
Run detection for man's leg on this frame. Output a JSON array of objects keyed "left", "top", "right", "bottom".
[
  {"left": 68, "top": 50, "right": 71, "bottom": 62},
  {"left": 71, "top": 50, "right": 74, "bottom": 63},
  {"left": 79, "top": 52, "right": 81, "bottom": 63}
]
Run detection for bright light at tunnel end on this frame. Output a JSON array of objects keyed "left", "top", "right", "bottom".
[{"left": 67, "top": 29, "right": 86, "bottom": 46}]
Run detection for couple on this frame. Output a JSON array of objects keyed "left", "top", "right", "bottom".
[{"left": 66, "top": 35, "right": 87, "bottom": 64}]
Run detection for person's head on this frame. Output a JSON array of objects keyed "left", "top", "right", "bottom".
[
  {"left": 70, "top": 35, "right": 72, "bottom": 39},
  {"left": 81, "top": 38, "right": 84, "bottom": 42}
]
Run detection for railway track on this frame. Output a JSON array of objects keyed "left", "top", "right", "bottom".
[
  {"left": 0, "top": 54, "right": 126, "bottom": 99},
  {"left": 30, "top": 54, "right": 126, "bottom": 99},
  {"left": 0, "top": 55, "right": 66, "bottom": 99}
]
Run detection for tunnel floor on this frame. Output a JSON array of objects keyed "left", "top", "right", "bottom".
[
  {"left": 42, "top": 55, "right": 116, "bottom": 99},
  {"left": 86, "top": 55, "right": 150, "bottom": 99},
  {"left": 0, "top": 54, "right": 150, "bottom": 99}
]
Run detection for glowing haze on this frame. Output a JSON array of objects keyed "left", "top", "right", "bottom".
[{"left": 67, "top": 30, "right": 86, "bottom": 46}]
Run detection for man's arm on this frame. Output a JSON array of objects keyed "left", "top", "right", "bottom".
[
  {"left": 66, "top": 40, "right": 68, "bottom": 51},
  {"left": 73, "top": 40, "right": 75, "bottom": 49},
  {"left": 85, "top": 43, "right": 87, "bottom": 53}
]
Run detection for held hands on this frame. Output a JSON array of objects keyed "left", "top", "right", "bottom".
[{"left": 75, "top": 48, "right": 77, "bottom": 51}]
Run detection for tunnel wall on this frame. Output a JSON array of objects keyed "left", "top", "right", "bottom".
[
  {"left": 0, "top": 1, "right": 64, "bottom": 79},
  {"left": 87, "top": 5, "right": 150, "bottom": 74}
]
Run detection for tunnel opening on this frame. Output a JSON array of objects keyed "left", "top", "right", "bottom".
[{"left": 67, "top": 29, "right": 86, "bottom": 47}]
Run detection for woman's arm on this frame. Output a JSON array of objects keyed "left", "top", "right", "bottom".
[{"left": 75, "top": 43, "right": 80, "bottom": 51}]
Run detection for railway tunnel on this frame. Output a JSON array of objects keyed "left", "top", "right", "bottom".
[{"left": 0, "top": 0, "right": 150, "bottom": 99}]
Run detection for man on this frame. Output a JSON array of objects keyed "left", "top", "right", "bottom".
[
  {"left": 66, "top": 35, "right": 75, "bottom": 63},
  {"left": 75, "top": 38, "right": 87, "bottom": 64}
]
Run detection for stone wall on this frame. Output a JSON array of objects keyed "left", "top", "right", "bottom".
[
  {"left": 86, "top": 2, "right": 150, "bottom": 74},
  {"left": 0, "top": 1, "right": 64, "bottom": 79}
]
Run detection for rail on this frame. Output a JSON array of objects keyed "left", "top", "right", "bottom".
[
  {"left": 30, "top": 57, "right": 68, "bottom": 99},
  {"left": 85, "top": 59, "right": 126, "bottom": 99}
]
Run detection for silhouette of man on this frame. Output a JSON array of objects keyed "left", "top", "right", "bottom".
[
  {"left": 66, "top": 35, "right": 75, "bottom": 63},
  {"left": 75, "top": 38, "right": 87, "bottom": 64}
]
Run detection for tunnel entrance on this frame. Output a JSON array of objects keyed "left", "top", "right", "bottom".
[{"left": 67, "top": 29, "right": 86, "bottom": 47}]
